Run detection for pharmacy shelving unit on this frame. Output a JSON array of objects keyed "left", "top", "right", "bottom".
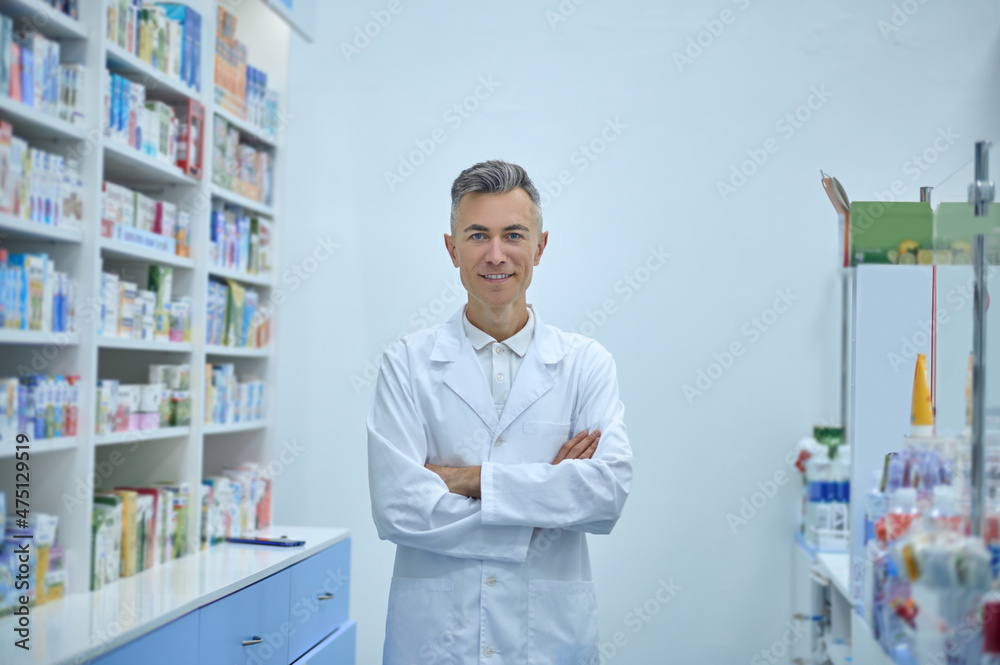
[{"left": 0, "top": 0, "right": 287, "bottom": 609}]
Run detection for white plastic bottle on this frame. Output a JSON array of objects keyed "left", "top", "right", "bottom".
[
  {"left": 806, "top": 447, "right": 831, "bottom": 545},
  {"left": 865, "top": 469, "right": 889, "bottom": 546}
]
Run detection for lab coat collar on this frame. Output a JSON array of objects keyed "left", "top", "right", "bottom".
[
  {"left": 430, "top": 303, "right": 570, "bottom": 433},
  {"left": 430, "top": 304, "right": 568, "bottom": 364}
]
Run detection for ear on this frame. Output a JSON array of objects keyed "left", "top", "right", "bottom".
[
  {"left": 533, "top": 231, "right": 548, "bottom": 266},
  {"left": 444, "top": 233, "right": 460, "bottom": 267}
]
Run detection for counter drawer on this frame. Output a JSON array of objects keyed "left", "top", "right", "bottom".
[
  {"left": 293, "top": 621, "right": 356, "bottom": 665},
  {"left": 288, "top": 538, "right": 351, "bottom": 662},
  {"left": 199, "top": 568, "right": 292, "bottom": 664},
  {"left": 87, "top": 611, "right": 199, "bottom": 665}
]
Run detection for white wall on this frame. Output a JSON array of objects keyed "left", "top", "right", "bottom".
[{"left": 274, "top": 1, "right": 1000, "bottom": 662}]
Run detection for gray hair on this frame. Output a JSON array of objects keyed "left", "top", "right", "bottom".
[{"left": 450, "top": 160, "right": 543, "bottom": 235}]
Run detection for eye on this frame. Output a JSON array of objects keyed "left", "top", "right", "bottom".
[
  {"left": 470, "top": 233, "right": 486, "bottom": 240},
  {"left": 507, "top": 233, "right": 523, "bottom": 240}
]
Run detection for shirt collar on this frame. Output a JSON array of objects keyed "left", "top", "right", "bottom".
[{"left": 462, "top": 304, "right": 536, "bottom": 357}]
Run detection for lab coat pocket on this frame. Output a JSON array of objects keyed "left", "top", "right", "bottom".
[
  {"left": 522, "top": 421, "right": 572, "bottom": 462},
  {"left": 527, "top": 579, "right": 600, "bottom": 665},
  {"left": 384, "top": 577, "right": 457, "bottom": 665}
]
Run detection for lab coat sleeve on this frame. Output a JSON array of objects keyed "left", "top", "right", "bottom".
[
  {"left": 367, "top": 341, "right": 534, "bottom": 562},
  {"left": 480, "top": 343, "right": 632, "bottom": 533}
]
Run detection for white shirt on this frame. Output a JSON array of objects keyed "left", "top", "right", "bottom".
[{"left": 462, "top": 304, "right": 535, "bottom": 416}]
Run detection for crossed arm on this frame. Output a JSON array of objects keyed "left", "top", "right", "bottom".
[
  {"left": 367, "top": 340, "right": 631, "bottom": 563},
  {"left": 424, "top": 429, "right": 602, "bottom": 498}
]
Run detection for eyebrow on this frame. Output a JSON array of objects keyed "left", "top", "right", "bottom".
[{"left": 462, "top": 224, "right": 531, "bottom": 234}]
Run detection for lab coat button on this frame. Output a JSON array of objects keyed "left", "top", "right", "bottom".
[
  {"left": 483, "top": 647, "right": 494, "bottom": 657},
  {"left": 495, "top": 346, "right": 503, "bottom": 353},
  {"left": 486, "top": 575, "right": 497, "bottom": 586},
  {"left": 496, "top": 373, "right": 504, "bottom": 382},
  {"left": 494, "top": 437, "right": 503, "bottom": 446}
]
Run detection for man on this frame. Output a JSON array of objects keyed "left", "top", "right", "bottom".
[{"left": 367, "top": 160, "right": 632, "bottom": 664}]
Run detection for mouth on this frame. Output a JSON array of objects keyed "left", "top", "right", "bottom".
[{"left": 481, "top": 273, "right": 513, "bottom": 283}]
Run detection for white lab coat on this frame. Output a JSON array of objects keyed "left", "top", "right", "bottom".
[{"left": 368, "top": 305, "right": 633, "bottom": 665}]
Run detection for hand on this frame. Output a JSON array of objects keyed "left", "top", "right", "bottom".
[
  {"left": 425, "top": 463, "right": 481, "bottom": 498},
  {"left": 552, "top": 429, "right": 600, "bottom": 465}
]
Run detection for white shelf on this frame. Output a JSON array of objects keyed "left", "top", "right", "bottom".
[
  {"left": 206, "top": 344, "right": 270, "bottom": 358},
  {"left": 816, "top": 552, "right": 850, "bottom": 600},
  {"left": 97, "top": 336, "right": 193, "bottom": 353},
  {"left": 0, "top": 94, "right": 85, "bottom": 140},
  {"left": 100, "top": 237, "right": 196, "bottom": 268},
  {"left": 215, "top": 106, "right": 278, "bottom": 148},
  {"left": 0, "top": 0, "right": 87, "bottom": 40},
  {"left": 105, "top": 42, "right": 200, "bottom": 104},
  {"left": 103, "top": 140, "right": 198, "bottom": 186},
  {"left": 210, "top": 185, "right": 275, "bottom": 217},
  {"left": 0, "top": 527, "right": 349, "bottom": 665},
  {"left": 207, "top": 265, "right": 273, "bottom": 287},
  {"left": 94, "top": 427, "right": 191, "bottom": 447},
  {"left": 0, "top": 436, "right": 77, "bottom": 458},
  {"left": 0, "top": 3, "right": 288, "bottom": 601},
  {"left": 203, "top": 420, "right": 267, "bottom": 435},
  {"left": 0, "top": 213, "right": 82, "bottom": 242},
  {"left": 0, "top": 328, "right": 79, "bottom": 344}
]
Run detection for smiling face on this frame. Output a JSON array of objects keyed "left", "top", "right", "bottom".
[{"left": 444, "top": 188, "right": 547, "bottom": 325}]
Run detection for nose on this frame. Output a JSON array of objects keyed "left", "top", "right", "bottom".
[{"left": 485, "top": 237, "right": 506, "bottom": 264}]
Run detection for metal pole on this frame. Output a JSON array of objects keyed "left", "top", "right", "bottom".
[
  {"left": 920, "top": 186, "right": 933, "bottom": 203},
  {"left": 972, "top": 233, "right": 987, "bottom": 537},
  {"left": 970, "top": 140, "right": 994, "bottom": 538}
]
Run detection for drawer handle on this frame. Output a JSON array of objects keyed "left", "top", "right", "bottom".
[
  {"left": 317, "top": 593, "right": 335, "bottom": 600},
  {"left": 242, "top": 636, "right": 264, "bottom": 646}
]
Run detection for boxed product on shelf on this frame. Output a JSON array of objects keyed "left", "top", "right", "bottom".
[
  {"left": 106, "top": 3, "right": 200, "bottom": 90},
  {"left": 214, "top": 6, "right": 277, "bottom": 136},
  {"left": 151, "top": 481, "right": 189, "bottom": 558},
  {"left": 202, "top": 463, "right": 271, "bottom": 545},
  {"left": 206, "top": 279, "right": 268, "bottom": 349},
  {"left": 96, "top": 363, "right": 190, "bottom": 434},
  {"left": 102, "top": 181, "right": 189, "bottom": 256},
  {"left": 59, "top": 63, "right": 85, "bottom": 125},
  {"left": 112, "top": 488, "right": 137, "bottom": 578},
  {"left": 204, "top": 363, "right": 264, "bottom": 425},
  {"left": 0, "top": 123, "right": 84, "bottom": 227},
  {"left": 91, "top": 492, "right": 122, "bottom": 590},
  {"left": 174, "top": 98, "right": 204, "bottom": 178},
  {"left": 98, "top": 266, "right": 190, "bottom": 342},
  {"left": 0, "top": 250, "right": 76, "bottom": 333},
  {"left": 1, "top": 374, "right": 80, "bottom": 442},
  {"left": 104, "top": 69, "right": 178, "bottom": 165},
  {"left": 158, "top": 4, "right": 202, "bottom": 91},
  {"left": 210, "top": 204, "right": 271, "bottom": 276},
  {"left": 0, "top": 511, "right": 63, "bottom": 610},
  {"left": 211, "top": 115, "right": 274, "bottom": 204}
]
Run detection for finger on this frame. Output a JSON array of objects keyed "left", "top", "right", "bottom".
[
  {"left": 566, "top": 432, "right": 599, "bottom": 460},
  {"left": 581, "top": 440, "right": 598, "bottom": 459},
  {"left": 553, "top": 430, "right": 589, "bottom": 464}
]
